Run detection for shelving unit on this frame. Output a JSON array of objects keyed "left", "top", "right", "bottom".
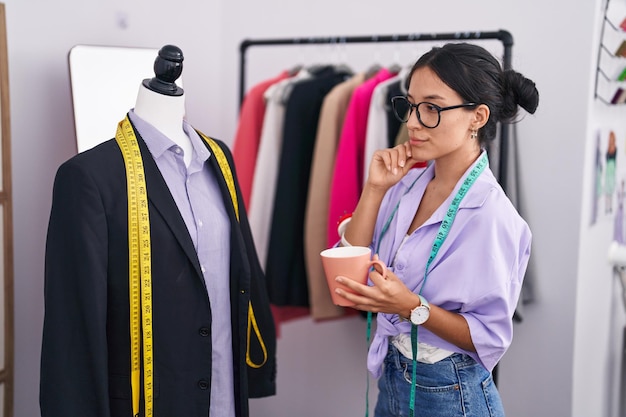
[{"left": 595, "top": 0, "right": 626, "bottom": 104}]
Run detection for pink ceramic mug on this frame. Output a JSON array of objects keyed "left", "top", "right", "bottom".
[{"left": 320, "top": 246, "right": 387, "bottom": 306}]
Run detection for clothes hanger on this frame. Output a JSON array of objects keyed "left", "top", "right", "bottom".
[
  {"left": 364, "top": 40, "right": 383, "bottom": 80},
  {"left": 287, "top": 64, "right": 303, "bottom": 76},
  {"left": 386, "top": 43, "right": 402, "bottom": 74},
  {"left": 330, "top": 37, "right": 354, "bottom": 75}
]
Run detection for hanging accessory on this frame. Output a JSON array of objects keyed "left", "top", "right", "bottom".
[
  {"left": 470, "top": 129, "right": 478, "bottom": 140},
  {"left": 116, "top": 115, "right": 268, "bottom": 417},
  {"left": 364, "top": 163, "right": 429, "bottom": 417}
]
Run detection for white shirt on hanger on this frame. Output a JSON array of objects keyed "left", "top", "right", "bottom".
[{"left": 363, "top": 68, "right": 409, "bottom": 185}]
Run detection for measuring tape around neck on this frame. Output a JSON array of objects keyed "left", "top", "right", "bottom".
[
  {"left": 116, "top": 116, "right": 154, "bottom": 417},
  {"left": 406, "top": 152, "right": 487, "bottom": 417},
  {"left": 116, "top": 117, "right": 269, "bottom": 417}
]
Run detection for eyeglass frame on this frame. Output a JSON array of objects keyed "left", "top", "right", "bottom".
[{"left": 390, "top": 96, "right": 479, "bottom": 128}]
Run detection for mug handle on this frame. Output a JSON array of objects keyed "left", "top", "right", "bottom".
[{"left": 368, "top": 259, "right": 387, "bottom": 278}]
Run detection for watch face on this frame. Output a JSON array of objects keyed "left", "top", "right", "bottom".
[{"left": 411, "top": 306, "right": 430, "bottom": 325}]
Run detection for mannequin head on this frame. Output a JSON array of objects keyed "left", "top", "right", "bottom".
[{"left": 143, "top": 44, "right": 184, "bottom": 96}]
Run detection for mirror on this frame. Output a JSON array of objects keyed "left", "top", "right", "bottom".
[{"left": 68, "top": 44, "right": 184, "bottom": 152}]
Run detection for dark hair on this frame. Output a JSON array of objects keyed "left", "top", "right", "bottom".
[{"left": 407, "top": 43, "right": 539, "bottom": 146}]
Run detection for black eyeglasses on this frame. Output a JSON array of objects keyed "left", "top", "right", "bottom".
[{"left": 390, "top": 96, "right": 478, "bottom": 128}]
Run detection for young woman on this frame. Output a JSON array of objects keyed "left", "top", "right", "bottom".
[{"left": 334, "top": 43, "right": 539, "bottom": 417}]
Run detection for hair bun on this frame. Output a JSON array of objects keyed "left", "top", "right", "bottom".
[{"left": 501, "top": 69, "right": 539, "bottom": 120}]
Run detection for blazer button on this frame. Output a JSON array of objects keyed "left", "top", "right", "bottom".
[
  {"left": 198, "top": 379, "right": 209, "bottom": 390},
  {"left": 199, "top": 327, "right": 210, "bottom": 337}
]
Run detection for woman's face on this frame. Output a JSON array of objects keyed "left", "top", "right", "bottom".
[{"left": 405, "top": 67, "right": 480, "bottom": 163}]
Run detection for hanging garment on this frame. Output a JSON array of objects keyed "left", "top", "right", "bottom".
[
  {"left": 362, "top": 68, "right": 409, "bottom": 186},
  {"left": 500, "top": 124, "right": 536, "bottom": 315},
  {"left": 248, "top": 70, "right": 312, "bottom": 271},
  {"left": 265, "top": 66, "right": 352, "bottom": 307},
  {"left": 327, "top": 67, "right": 398, "bottom": 247},
  {"left": 304, "top": 72, "right": 366, "bottom": 320},
  {"left": 385, "top": 77, "right": 405, "bottom": 146},
  {"left": 232, "top": 71, "right": 291, "bottom": 210}
]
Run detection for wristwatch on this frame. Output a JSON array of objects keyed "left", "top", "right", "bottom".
[{"left": 409, "top": 295, "right": 430, "bottom": 325}]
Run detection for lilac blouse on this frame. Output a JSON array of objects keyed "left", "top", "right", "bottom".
[{"left": 367, "top": 151, "right": 531, "bottom": 378}]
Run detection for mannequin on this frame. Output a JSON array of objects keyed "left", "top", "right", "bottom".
[
  {"left": 41, "top": 44, "right": 276, "bottom": 417},
  {"left": 133, "top": 44, "right": 192, "bottom": 166}
]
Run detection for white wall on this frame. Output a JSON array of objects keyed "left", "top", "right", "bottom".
[
  {"left": 1, "top": 0, "right": 608, "bottom": 416},
  {"left": 573, "top": 65, "right": 626, "bottom": 417}
]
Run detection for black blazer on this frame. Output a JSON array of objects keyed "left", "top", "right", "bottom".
[
  {"left": 265, "top": 66, "right": 351, "bottom": 307},
  {"left": 40, "top": 121, "right": 276, "bottom": 417}
]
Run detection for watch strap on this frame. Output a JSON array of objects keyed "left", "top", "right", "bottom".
[
  {"left": 417, "top": 294, "right": 429, "bottom": 309},
  {"left": 409, "top": 294, "right": 430, "bottom": 325}
]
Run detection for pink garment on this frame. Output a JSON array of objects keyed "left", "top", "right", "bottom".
[
  {"left": 232, "top": 71, "right": 290, "bottom": 210},
  {"left": 327, "top": 68, "right": 397, "bottom": 247}
]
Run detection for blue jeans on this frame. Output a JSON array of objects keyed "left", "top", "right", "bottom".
[{"left": 374, "top": 344, "right": 505, "bottom": 417}]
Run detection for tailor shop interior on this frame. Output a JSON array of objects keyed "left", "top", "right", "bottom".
[
  {"left": 3, "top": 0, "right": 626, "bottom": 414},
  {"left": 56, "top": 33, "right": 535, "bottom": 417},
  {"left": 51, "top": 31, "right": 626, "bottom": 417}
]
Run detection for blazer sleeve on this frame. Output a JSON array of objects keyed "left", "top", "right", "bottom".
[{"left": 40, "top": 158, "right": 112, "bottom": 417}]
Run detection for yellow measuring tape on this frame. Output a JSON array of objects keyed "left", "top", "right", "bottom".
[
  {"left": 116, "top": 117, "right": 153, "bottom": 417},
  {"left": 115, "top": 117, "right": 268, "bottom": 417},
  {"left": 196, "top": 130, "right": 268, "bottom": 370}
]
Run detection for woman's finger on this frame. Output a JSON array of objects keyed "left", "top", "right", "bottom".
[{"left": 335, "top": 275, "right": 368, "bottom": 293}]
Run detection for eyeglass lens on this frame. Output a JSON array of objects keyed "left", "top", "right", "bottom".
[{"left": 391, "top": 97, "right": 440, "bottom": 128}]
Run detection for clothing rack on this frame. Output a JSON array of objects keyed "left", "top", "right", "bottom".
[
  {"left": 238, "top": 29, "right": 515, "bottom": 188},
  {"left": 238, "top": 31, "right": 516, "bottom": 387}
]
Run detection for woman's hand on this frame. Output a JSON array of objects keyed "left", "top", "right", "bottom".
[
  {"left": 334, "top": 255, "right": 419, "bottom": 317},
  {"left": 366, "top": 142, "right": 420, "bottom": 192},
  {"left": 336, "top": 255, "right": 478, "bottom": 353}
]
